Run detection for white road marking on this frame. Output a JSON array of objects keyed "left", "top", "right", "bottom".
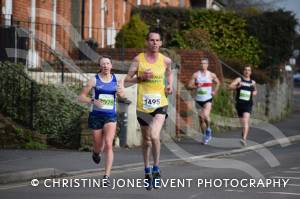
[
  {"left": 225, "top": 189, "right": 300, "bottom": 196},
  {"left": 287, "top": 184, "right": 300, "bottom": 187},
  {"left": 272, "top": 176, "right": 300, "bottom": 180},
  {"left": 225, "top": 189, "right": 244, "bottom": 192},
  {"left": 189, "top": 193, "right": 200, "bottom": 199},
  {"left": 283, "top": 171, "right": 300, "bottom": 174},
  {"left": 259, "top": 191, "right": 300, "bottom": 196},
  {"left": 0, "top": 182, "right": 31, "bottom": 190},
  {"left": 290, "top": 167, "right": 300, "bottom": 170}
]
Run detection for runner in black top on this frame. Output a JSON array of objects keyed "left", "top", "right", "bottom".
[{"left": 229, "top": 65, "right": 257, "bottom": 146}]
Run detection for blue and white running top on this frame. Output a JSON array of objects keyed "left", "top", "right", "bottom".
[{"left": 90, "top": 74, "right": 117, "bottom": 117}]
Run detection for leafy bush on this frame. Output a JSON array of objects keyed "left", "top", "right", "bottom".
[
  {"left": 132, "top": 7, "right": 261, "bottom": 65},
  {"left": 22, "top": 129, "right": 48, "bottom": 150},
  {"left": 23, "top": 140, "right": 48, "bottom": 150},
  {"left": 0, "top": 62, "right": 39, "bottom": 127},
  {"left": 115, "top": 14, "right": 149, "bottom": 48},
  {"left": 34, "top": 85, "right": 86, "bottom": 148},
  {"left": 211, "top": 86, "right": 235, "bottom": 117},
  {"left": 0, "top": 62, "right": 86, "bottom": 149},
  {"left": 182, "top": 28, "right": 211, "bottom": 50},
  {"left": 132, "top": 6, "right": 188, "bottom": 45},
  {"left": 211, "top": 86, "right": 236, "bottom": 132},
  {"left": 244, "top": 9, "right": 298, "bottom": 69},
  {"left": 186, "top": 9, "right": 261, "bottom": 65},
  {"left": 131, "top": 7, "right": 297, "bottom": 69}
]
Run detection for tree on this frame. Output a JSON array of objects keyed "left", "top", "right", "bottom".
[
  {"left": 245, "top": 9, "right": 298, "bottom": 68},
  {"left": 115, "top": 15, "right": 149, "bottom": 48},
  {"left": 183, "top": 28, "right": 211, "bottom": 50}
]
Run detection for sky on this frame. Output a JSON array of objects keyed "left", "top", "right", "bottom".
[{"left": 271, "top": 0, "right": 300, "bottom": 32}]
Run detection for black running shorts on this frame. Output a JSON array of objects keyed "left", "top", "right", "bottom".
[
  {"left": 195, "top": 98, "right": 213, "bottom": 109},
  {"left": 235, "top": 104, "right": 252, "bottom": 117},
  {"left": 137, "top": 106, "right": 168, "bottom": 126}
]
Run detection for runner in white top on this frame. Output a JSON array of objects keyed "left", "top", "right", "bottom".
[{"left": 188, "top": 58, "right": 220, "bottom": 145}]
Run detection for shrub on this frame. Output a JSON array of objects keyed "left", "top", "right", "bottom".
[
  {"left": 34, "top": 85, "right": 86, "bottom": 148},
  {"left": 244, "top": 9, "right": 298, "bottom": 69},
  {"left": 132, "top": 6, "right": 188, "bottom": 45},
  {"left": 0, "top": 62, "right": 86, "bottom": 149},
  {"left": 182, "top": 28, "right": 211, "bottom": 50},
  {"left": 23, "top": 140, "right": 48, "bottom": 150},
  {"left": 0, "top": 62, "right": 39, "bottom": 127},
  {"left": 211, "top": 86, "right": 235, "bottom": 117},
  {"left": 132, "top": 7, "right": 262, "bottom": 65},
  {"left": 211, "top": 86, "right": 236, "bottom": 132},
  {"left": 115, "top": 14, "right": 149, "bottom": 48}
]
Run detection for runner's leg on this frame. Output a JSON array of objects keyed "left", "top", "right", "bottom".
[
  {"left": 140, "top": 125, "right": 153, "bottom": 190},
  {"left": 149, "top": 113, "right": 165, "bottom": 189},
  {"left": 141, "top": 126, "right": 152, "bottom": 168},
  {"left": 92, "top": 129, "right": 103, "bottom": 154},
  {"left": 203, "top": 102, "right": 212, "bottom": 129},
  {"left": 242, "top": 112, "right": 250, "bottom": 141},
  {"left": 198, "top": 109, "right": 206, "bottom": 133},
  {"left": 149, "top": 114, "right": 165, "bottom": 166},
  {"left": 102, "top": 122, "right": 116, "bottom": 177}
]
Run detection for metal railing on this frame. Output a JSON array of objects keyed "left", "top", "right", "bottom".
[
  {"left": 6, "top": 17, "right": 122, "bottom": 57},
  {"left": 0, "top": 15, "right": 124, "bottom": 86},
  {"left": 0, "top": 62, "right": 37, "bottom": 129}
]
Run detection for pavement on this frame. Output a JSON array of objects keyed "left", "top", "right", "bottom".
[{"left": 0, "top": 89, "right": 299, "bottom": 185}]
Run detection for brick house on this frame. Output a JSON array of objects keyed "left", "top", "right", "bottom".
[
  {"left": 0, "top": 0, "right": 225, "bottom": 140},
  {"left": 0, "top": 0, "right": 224, "bottom": 50}
]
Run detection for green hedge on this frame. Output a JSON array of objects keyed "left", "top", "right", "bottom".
[
  {"left": 34, "top": 84, "right": 85, "bottom": 148},
  {"left": 243, "top": 9, "right": 298, "bottom": 69},
  {"left": 0, "top": 62, "right": 86, "bottom": 149},
  {"left": 0, "top": 62, "right": 38, "bottom": 127},
  {"left": 115, "top": 14, "right": 149, "bottom": 48},
  {"left": 211, "top": 86, "right": 236, "bottom": 132},
  {"left": 131, "top": 6, "right": 261, "bottom": 65},
  {"left": 129, "top": 6, "right": 298, "bottom": 70}
]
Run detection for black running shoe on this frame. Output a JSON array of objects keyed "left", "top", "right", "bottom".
[
  {"left": 102, "top": 175, "right": 111, "bottom": 187},
  {"left": 92, "top": 151, "right": 101, "bottom": 164},
  {"left": 152, "top": 172, "right": 161, "bottom": 189},
  {"left": 144, "top": 173, "right": 153, "bottom": 191}
]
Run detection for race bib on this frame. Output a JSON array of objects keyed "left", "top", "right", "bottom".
[
  {"left": 198, "top": 88, "right": 208, "bottom": 95},
  {"left": 143, "top": 94, "right": 161, "bottom": 110},
  {"left": 98, "top": 94, "right": 114, "bottom": 110},
  {"left": 239, "top": 90, "right": 251, "bottom": 101}
]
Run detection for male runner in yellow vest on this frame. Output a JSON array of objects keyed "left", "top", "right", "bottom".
[{"left": 124, "top": 31, "right": 173, "bottom": 190}]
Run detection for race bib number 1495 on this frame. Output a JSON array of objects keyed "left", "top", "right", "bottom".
[{"left": 143, "top": 94, "right": 161, "bottom": 110}]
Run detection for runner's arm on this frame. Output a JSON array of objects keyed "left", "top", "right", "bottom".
[
  {"left": 78, "top": 78, "right": 95, "bottom": 104},
  {"left": 165, "top": 56, "right": 173, "bottom": 95},
  {"left": 116, "top": 78, "right": 125, "bottom": 98},
  {"left": 124, "top": 57, "right": 138, "bottom": 87},
  {"left": 252, "top": 81, "right": 258, "bottom": 96},
  {"left": 229, "top": 77, "right": 241, "bottom": 90},
  {"left": 212, "top": 73, "right": 220, "bottom": 94},
  {"left": 187, "top": 73, "right": 197, "bottom": 90}
]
